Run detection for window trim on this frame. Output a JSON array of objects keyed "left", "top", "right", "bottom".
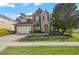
[{"left": 44, "top": 15, "right": 48, "bottom": 22}]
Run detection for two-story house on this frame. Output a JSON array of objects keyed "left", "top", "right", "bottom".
[
  {"left": 0, "top": 15, "right": 16, "bottom": 31},
  {"left": 15, "top": 8, "right": 53, "bottom": 34}
]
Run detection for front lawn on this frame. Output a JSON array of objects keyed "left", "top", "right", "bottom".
[
  {"left": 0, "top": 46, "right": 79, "bottom": 55},
  {"left": 18, "top": 33, "right": 79, "bottom": 42}
]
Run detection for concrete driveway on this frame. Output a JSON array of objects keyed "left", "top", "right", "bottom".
[
  {"left": 0, "top": 34, "right": 27, "bottom": 51},
  {"left": 0, "top": 34, "right": 27, "bottom": 42}
]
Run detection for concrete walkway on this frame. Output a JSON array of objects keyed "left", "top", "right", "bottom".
[
  {"left": 6, "top": 42, "right": 79, "bottom": 46},
  {"left": 0, "top": 34, "right": 79, "bottom": 52}
]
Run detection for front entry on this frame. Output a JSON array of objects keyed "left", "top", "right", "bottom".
[{"left": 44, "top": 25, "right": 48, "bottom": 33}]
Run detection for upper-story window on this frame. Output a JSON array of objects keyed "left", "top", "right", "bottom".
[
  {"left": 27, "top": 19, "right": 32, "bottom": 23},
  {"left": 27, "top": 19, "right": 30, "bottom": 22},
  {"left": 35, "top": 16, "right": 40, "bottom": 22},
  {"left": 44, "top": 15, "right": 48, "bottom": 22},
  {"left": 21, "top": 19, "right": 26, "bottom": 23}
]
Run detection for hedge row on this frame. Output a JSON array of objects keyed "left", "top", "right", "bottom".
[{"left": 0, "top": 28, "right": 14, "bottom": 36}]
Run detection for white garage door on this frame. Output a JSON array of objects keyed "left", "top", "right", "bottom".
[{"left": 17, "top": 26, "right": 31, "bottom": 33}]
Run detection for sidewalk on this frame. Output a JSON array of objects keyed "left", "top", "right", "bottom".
[{"left": 6, "top": 42, "right": 79, "bottom": 46}]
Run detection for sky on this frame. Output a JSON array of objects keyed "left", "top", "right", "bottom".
[{"left": 0, "top": 3, "right": 79, "bottom": 20}]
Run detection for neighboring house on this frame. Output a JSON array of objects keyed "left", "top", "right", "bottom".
[
  {"left": 0, "top": 15, "right": 16, "bottom": 31},
  {"left": 15, "top": 8, "right": 53, "bottom": 34}
]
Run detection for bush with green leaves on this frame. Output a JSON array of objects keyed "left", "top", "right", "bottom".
[
  {"left": 0, "top": 28, "right": 14, "bottom": 36},
  {"left": 34, "top": 30, "right": 41, "bottom": 33}
]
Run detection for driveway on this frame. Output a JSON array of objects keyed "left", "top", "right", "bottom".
[
  {"left": 0, "top": 34, "right": 27, "bottom": 42},
  {"left": 0, "top": 34, "right": 27, "bottom": 51}
]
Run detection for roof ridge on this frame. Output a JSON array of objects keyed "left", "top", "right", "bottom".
[{"left": 0, "top": 15, "right": 15, "bottom": 22}]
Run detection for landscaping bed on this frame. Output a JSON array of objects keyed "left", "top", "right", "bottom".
[
  {"left": 18, "top": 33, "right": 79, "bottom": 42},
  {"left": 0, "top": 28, "right": 14, "bottom": 37},
  {"left": 0, "top": 46, "right": 79, "bottom": 55}
]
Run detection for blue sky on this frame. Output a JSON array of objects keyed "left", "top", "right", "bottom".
[{"left": 0, "top": 3, "right": 78, "bottom": 20}]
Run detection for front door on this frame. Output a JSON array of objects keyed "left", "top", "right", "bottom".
[{"left": 44, "top": 25, "right": 48, "bottom": 33}]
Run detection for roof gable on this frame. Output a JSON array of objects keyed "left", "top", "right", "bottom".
[
  {"left": 33, "top": 8, "right": 43, "bottom": 15},
  {"left": 0, "top": 15, "right": 15, "bottom": 22}
]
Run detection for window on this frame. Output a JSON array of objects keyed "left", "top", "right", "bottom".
[
  {"left": 27, "top": 19, "right": 30, "bottom": 22},
  {"left": 27, "top": 19, "right": 32, "bottom": 23},
  {"left": 35, "top": 16, "right": 39, "bottom": 22},
  {"left": 44, "top": 15, "right": 48, "bottom": 22},
  {"left": 44, "top": 25, "right": 48, "bottom": 32},
  {"left": 35, "top": 26, "right": 40, "bottom": 30},
  {"left": 21, "top": 19, "right": 26, "bottom": 23}
]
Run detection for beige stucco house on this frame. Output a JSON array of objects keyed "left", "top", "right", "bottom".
[
  {"left": 0, "top": 15, "right": 16, "bottom": 31},
  {"left": 15, "top": 8, "right": 53, "bottom": 34}
]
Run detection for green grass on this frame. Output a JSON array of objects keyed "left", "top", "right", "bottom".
[
  {"left": 18, "top": 33, "right": 79, "bottom": 42},
  {"left": 0, "top": 46, "right": 79, "bottom": 55}
]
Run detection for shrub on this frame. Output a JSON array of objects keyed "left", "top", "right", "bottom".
[
  {"left": 49, "top": 31, "right": 63, "bottom": 36},
  {"left": 0, "top": 28, "right": 14, "bottom": 36},
  {"left": 34, "top": 30, "right": 41, "bottom": 33}
]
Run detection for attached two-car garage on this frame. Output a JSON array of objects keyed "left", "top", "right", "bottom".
[{"left": 16, "top": 24, "right": 32, "bottom": 34}]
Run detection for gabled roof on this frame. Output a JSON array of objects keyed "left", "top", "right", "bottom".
[
  {"left": 37, "top": 8, "right": 43, "bottom": 12},
  {"left": 33, "top": 8, "right": 43, "bottom": 15},
  {"left": 16, "top": 14, "right": 33, "bottom": 21},
  {"left": 45, "top": 10, "right": 49, "bottom": 13},
  {"left": 40, "top": 9, "right": 50, "bottom": 16},
  {"left": 0, "top": 15, "right": 15, "bottom": 22}
]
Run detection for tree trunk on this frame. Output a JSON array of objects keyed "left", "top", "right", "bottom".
[
  {"left": 69, "top": 27, "right": 72, "bottom": 35},
  {"left": 62, "top": 28, "right": 66, "bottom": 35}
]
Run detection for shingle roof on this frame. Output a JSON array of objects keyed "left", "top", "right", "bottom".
[
  {"left": 0, "top": 15, "right": 15, "bottom": 22},
  {"left": 33, "top": 8, "right": 43, "bottom": 14}
]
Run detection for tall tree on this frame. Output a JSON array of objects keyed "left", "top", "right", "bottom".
[{"left": 52, "top": 3, "right": 78, "bottom": 35}]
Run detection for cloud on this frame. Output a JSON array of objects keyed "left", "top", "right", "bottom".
[
  {"left": 5, "top": 12, "right": 33, "bottom": 20},
  {"left": 26, "top": 12, "right": 33, "bottom": 15},
  {"left": 0, "top": 3, "right": 15, "bottom": 8},
  {"left": 76, "top": 4, "right": 79, "bottom": 10},
  {"left": 34, "top": 3, "right": 42, "bottom": 6},
  {"left": 5, "top": 13, "right": 20, "bottom": 20},
  {"left": 76, "top": 6, "right": 79, "bottom": 10},
  {"left": 22, "top": 3, "right": 30, "bottom": 6}
]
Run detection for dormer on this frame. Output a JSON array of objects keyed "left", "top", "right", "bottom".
[{"left": 41, "top": 10, "right": 50, "bottom": 23}]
